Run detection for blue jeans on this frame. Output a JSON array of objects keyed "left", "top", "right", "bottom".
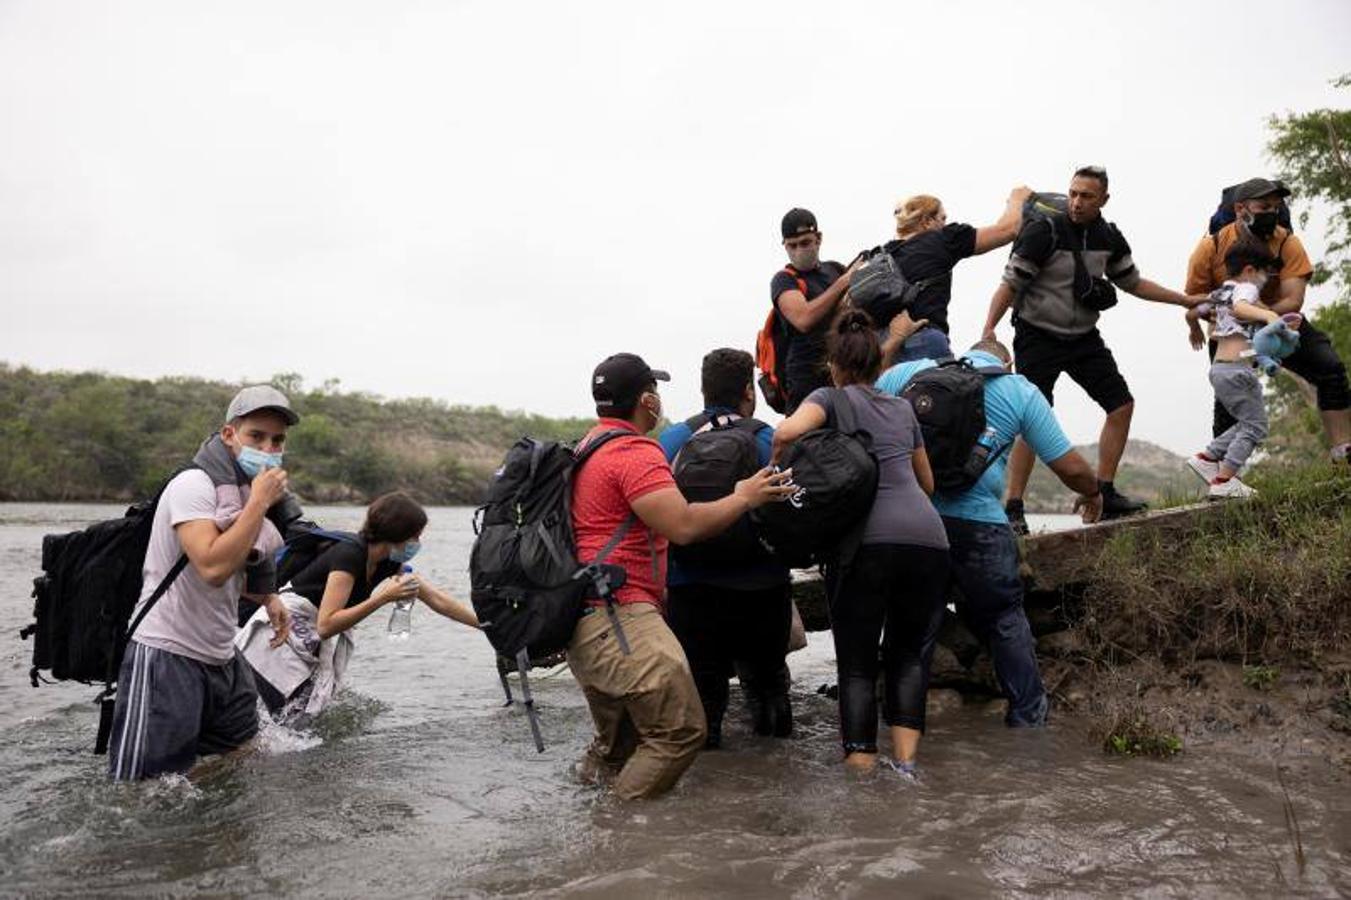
[
  {"left": 941, "top": 517, "right": 1047, "bottom": 726},
  {"left": 897, "top": 326, "right": 952, "bottom": 362}
]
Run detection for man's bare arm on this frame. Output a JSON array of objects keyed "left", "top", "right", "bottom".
[{"left": 776, "top": 270, "right": 852, "bottom": 333}]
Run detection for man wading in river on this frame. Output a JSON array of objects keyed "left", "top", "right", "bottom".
[
  {"left": 108, "top": 386, "right": 295, "bottom": 781},
  {"left": 568, "top": 353, "right": 794, "bottom": 799}
]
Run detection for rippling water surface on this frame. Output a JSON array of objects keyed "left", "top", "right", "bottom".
[{"left": 1, "top": 503, "right": 1347, "bottom": 898}]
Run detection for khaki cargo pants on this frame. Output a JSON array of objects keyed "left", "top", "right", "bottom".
[{"left": 567, "top": 602, "right": 706, "bottom": 800}]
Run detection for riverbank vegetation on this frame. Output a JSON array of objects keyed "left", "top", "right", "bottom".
[
  {"left": 1065, "top": 462, "right": 1351, "bottom": 764},
  {"left": 0, "top": 366, "right": 593, "bottom": 504}
]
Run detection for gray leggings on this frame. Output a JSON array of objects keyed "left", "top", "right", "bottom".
[{"left": 1206, "top": 362, "right": 1268, "bottom": 471}]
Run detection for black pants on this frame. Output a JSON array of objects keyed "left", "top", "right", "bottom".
[
  {"left": 666, "top": 582, "right": 793, "bottom": 739},
  {"left": 827, "top": 544, "right": 950, "bottom": 755},
  {"left": 1212, "top": 319, "right": 1350, "bottom": 436}
]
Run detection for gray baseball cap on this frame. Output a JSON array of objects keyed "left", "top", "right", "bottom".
[{"left": 225, "top": 385, "right": 299, "bottom": 425}]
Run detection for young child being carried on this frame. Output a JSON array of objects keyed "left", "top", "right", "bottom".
[{"left": 1185, "top": 242, "right": 1301, "bottom": 499}]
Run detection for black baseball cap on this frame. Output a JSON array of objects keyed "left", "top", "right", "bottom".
[
  {"left": 781, "top": 207, "right": 819, "bottom": 240},
  {"left": 1233, "top": 177, "right": 1291, "bottom": 203},
  {"left": 591, "top": 353, "right": 670, "bottom": 411}
]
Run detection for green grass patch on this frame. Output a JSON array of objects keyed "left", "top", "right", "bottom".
[{"left": 1243, "top": 664, "right": 1281, "bottom": 691}]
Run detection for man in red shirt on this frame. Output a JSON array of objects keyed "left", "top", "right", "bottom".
[{"left": 568, "top": 353, "right": 794, "bottom": 800}]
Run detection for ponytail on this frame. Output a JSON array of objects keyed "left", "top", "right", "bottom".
[
  {"left": 894, "top": 194, "right": 943, "bottom": 239},
  {"left": 827, "top": 309, "right": 883, "bottom": 386}
]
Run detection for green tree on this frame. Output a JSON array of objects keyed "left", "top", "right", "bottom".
[{"left": 1264, "top": 74, "right": 1351, "bottom": 462}]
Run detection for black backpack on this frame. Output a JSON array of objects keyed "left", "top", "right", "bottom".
[
  {"left": 751, "top": 388, "right": 878, "bottom": 567},
  {"left": 1022, "top": 191, "right": 1068, "bottom": 226},
  {"left": 847, "top": 246, "right": 938, "bottom": 328},
  {"left": 469, "top": 430, "right": 639, "bottom": 751},
  {"left": 671, "top": 413, "right": 770, "bottom": 568},
  {"left": 900, "top": 359, "right": 1010, "bottom": 493},
  {"left": 19, "top": 467, "right": 196, "bottom": 754}
]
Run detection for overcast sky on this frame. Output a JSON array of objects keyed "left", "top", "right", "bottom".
[{"left": 2, "top": 0, "right": 1349, "bottom": 453}]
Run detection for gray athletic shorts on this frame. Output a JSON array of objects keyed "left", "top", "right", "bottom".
[{"left": 107, "top": 640, "right": 260, "bottom": 781}]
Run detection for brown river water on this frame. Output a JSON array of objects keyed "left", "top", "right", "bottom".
[{"left": 1, "top": 503, "right": 1348, "bottom": 898}]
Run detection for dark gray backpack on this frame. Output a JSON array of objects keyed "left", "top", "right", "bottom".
[{"left": 847, "top": 247, "right": 937, "bottom": 328}]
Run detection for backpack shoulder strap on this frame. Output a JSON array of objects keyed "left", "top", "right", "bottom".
[
  {"left": 784, "top": 265, "right": 808, "bottom": 297},
  {"left": 574, "top": 429, "right": 639, "bottom": 466},
  {"left": 683, "top": 412, "right": 714, "bottom": 432},
  {"left": 120, "top": 462, "right": 207, "bottom": 647}
]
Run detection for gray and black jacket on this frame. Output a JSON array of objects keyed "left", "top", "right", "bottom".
[{"left": 1002, "top": 215, "right": 1141, "bottom": 338}]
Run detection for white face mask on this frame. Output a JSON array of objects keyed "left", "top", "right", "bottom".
[{"left": 787, "top": 245, "right": 820, "bottom": 271}]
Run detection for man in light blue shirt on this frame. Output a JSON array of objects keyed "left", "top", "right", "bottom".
[{"left": 876, "top": 338, "right": 1100, "bottom": 726}]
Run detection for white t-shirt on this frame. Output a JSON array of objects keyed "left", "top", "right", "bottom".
[
  {"left": 1209, "top": 280, "right": 1261, "bottom": 340},
  {"left": 132, "top": 469, "right": 251, "bottom": 665}
]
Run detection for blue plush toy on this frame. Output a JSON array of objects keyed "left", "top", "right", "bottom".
[{"left": 1250, "top": 316, "right": 1302, "bottom": 376}]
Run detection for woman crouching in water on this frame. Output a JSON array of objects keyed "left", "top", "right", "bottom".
[
  {"left": 237, "top": 491, "right": 479, "bottom": 719},
  {"left": 773, "top": 309, "right": 951, "bottom": 779}
]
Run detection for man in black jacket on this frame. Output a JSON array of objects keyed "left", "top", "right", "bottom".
[{"left": 982, "top": 166, "right": 1202, "bottom": 530}]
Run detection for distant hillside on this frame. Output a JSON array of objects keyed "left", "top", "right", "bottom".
[
  {"left": 1024, "top": 439, "right": 1197, "bottom": 513},
  {"left": 0, "top": 364, "right": 594, "bottom": 505},
  {"left": 0, "top": 364, "right": 1205, "bottom": 511}
]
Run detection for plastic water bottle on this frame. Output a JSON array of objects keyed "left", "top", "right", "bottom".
[
  {"left": 387, "top": 564, "right": 415, "bottom": 641},
  {"left": 961, "top": 426, "right": 1000, "bottom": 483}
]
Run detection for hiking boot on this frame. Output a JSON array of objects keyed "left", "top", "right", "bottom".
[
  {"left": 703, "top": 721, "right": 723, "bottom": 750},
  {"left": 1186, "top": 453, "right": 1221, "bottom": 485},
  {"left": 1005, "top": 498, "right": 1029, "bottom": 536},
  {"left": 1099, "top": 482, "right": 1147, "bottom": 520},
  {"left": 1208, "top": 476, "right": 1257, "bottom": 500}
]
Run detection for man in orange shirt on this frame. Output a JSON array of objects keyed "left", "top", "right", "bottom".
[{"left": 1185, "top": 178, "right": 1350, "bottom": 462}]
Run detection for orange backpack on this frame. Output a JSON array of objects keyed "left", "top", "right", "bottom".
[{"left": 756, "top": 266, "right": 807, "bottom": 414}]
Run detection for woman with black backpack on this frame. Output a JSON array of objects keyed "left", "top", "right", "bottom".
[
  {"left": 236, "top": 491, "right": 478, "bottom": 719},
  {"left": 773, "top": 310, "right": 951, "bottom": 780}
]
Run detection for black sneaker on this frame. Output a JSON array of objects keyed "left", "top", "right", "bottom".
[
  {"left": 1005, "top": 499, "right": 1029, "bottom": 536},
  {"left": 1100, "top": 481, "right": 1148, "bottom": 520}
]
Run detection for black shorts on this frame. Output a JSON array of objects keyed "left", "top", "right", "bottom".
[
  {"left": 108, "top": 641, "right": 260, "bottom": 781},
  {"left": 1012, "top": 319, "right": 1133, "bottom": 413}
]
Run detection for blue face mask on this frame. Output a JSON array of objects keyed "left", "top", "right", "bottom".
[
  {"left": 237, "top": 445, "right": 284, "bottom": 479},
  {"left": 389, "top": 540, "right": 421, "bottom": 564}
]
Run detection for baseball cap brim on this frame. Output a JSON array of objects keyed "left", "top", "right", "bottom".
[{"left": 239, "top": 404, "right": 300, "bottom": 426}]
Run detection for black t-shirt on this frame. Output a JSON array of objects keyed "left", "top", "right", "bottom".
[
  {"left": 769, "top": 261, "right": 846, "bottom": 405},
  {"left": 882, "top": 223, "right": 978, "bottom": 334},
  {"left": 287, "top": 538, "right": 401, "bottom": 608}
]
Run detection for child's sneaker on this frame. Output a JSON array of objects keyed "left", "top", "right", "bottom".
[
  {"left": 1187, "top": 453, "right": 1221, "bottom": 484},
  {"left": 1208, "top": 476, "right": 1257, "bottom": 500},
  {"left": 1332, "top": 443, "right": 1350, "bottom": 466},
  {"left": 879, "top": 757, "right": 919, "bottom": 782}
]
